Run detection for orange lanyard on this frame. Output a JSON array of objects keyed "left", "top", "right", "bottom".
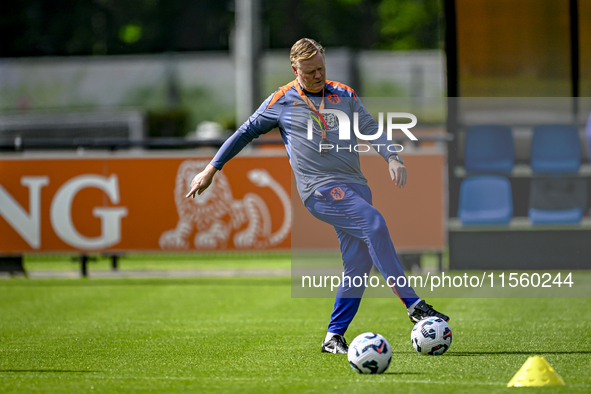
[{"left": 293, "top": 80, "right": 328, "bottom": 140}]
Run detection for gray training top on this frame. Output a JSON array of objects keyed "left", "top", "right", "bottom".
[{"left": 210, "top": 80, "right": 400, "bottom": 202}]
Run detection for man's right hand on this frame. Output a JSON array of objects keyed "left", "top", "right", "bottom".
[{"left": 185, "top": 164, "right": 218, "bottom": 198}]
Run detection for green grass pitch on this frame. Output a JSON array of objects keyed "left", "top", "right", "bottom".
[{"left": 1, "top": 266, "right": 590, "bottom": 393}]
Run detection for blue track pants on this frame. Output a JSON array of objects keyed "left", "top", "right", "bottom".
[{"left": 305, "top": 182, "right": 419, "bottom": 335}]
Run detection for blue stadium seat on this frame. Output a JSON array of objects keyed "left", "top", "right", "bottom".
[
  {"left": 530, "top": 124, "right": 581, "bottom": 174},
  {"left": 458, "top": 176, "right": 513, "bottom": 225},
  {"left": 528, "top": 177, "right": 587, "bottom": 225},
  {"left": 528, "top": 208, "right": 583, "bottom": 225},
  {"left": 464, "top": 125, "right": 514, "bottom": 174}
]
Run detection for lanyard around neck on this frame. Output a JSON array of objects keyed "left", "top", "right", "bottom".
[{"left": 293, "top": 80, "right": 328, "bottom": 139}]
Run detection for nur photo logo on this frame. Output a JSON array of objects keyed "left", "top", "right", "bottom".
[{"left": 306, "top": 109, "right": 418, "bottom": 153}]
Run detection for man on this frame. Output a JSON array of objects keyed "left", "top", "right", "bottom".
[{"left": 186, "top": 38, "right": 449, "bottom": 354}]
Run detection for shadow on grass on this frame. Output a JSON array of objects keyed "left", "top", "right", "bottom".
[
  {"left": 446, "top": 351, "right": 591, "bottom": 356},
  {"left": 0, "top": 369, "right": 99, "bottom": 373},
  {"left": 382, "top": 372, "right": 425, "bottom": 375}
]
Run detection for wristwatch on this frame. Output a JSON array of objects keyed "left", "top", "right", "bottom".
[{"left": 388, "top": 154, "right": 404, "bottom": 165}]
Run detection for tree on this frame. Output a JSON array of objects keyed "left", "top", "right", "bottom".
[
  {"left": 377, "top": 0, "right": 443, "bottom": 50},
  {"left": 0, "top": 0, "right": 443, "bottom": 57}
]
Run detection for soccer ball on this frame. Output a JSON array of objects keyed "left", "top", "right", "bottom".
[
  {"left": 410, "top": 317, "right": 452, "bottom": 355},
  {"left": 347, "top": 332, "right": 392, "bottom": 374}
]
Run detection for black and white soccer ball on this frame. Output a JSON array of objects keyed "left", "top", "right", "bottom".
[
  {"left": 411, "top": 317, "right": 452, "bottom": 355},
  {"left": 347, "top": 332, "right": 392, "bottom": 374}
]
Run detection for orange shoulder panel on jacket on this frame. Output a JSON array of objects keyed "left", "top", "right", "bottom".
[
  {"left": 326, "top": 80, "right": 357, "bottom": 99},
  {"left": 267, "top": 81, "right": 296, "bottom": 108}
]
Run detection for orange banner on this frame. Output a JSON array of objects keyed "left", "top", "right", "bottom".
[
  {"left": 0, "top": 154, "right": 292, "bottom": 253},
  {"left": 0, "top": 151, "right": 445, "bottom": 254}
]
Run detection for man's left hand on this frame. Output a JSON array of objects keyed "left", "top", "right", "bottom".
[{"left": 389, "top": 160, "right": 407, "bottom": 188}]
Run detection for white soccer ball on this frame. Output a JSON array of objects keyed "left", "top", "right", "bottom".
[
  {"left": 347, "top": 332, "right": 392, "bottom": 374},
  {"left": 410, "top": 317, "right": 452, "bottom": 355}
]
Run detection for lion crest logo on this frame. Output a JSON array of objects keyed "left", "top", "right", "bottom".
[
  {"left": 159, "top": 160, "right": 291, "bottom": 250},
  {"left": 327, "top": 94, "right": 340, "bottom": 105},
  {"left": 330, "top": 187, "right": 345, "bottom": 200}
]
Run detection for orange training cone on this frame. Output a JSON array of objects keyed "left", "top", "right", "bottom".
[{"left": 507, "top": 356, "right": 565, "bottom": 387}]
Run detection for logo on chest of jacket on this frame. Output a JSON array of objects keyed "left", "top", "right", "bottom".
[{"left": 327, "top": 94, "right": 340, "bottom": 104}]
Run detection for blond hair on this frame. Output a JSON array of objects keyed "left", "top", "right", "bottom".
[{"left": 290, "top": 38, "right": 325, "bottom": 69}]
